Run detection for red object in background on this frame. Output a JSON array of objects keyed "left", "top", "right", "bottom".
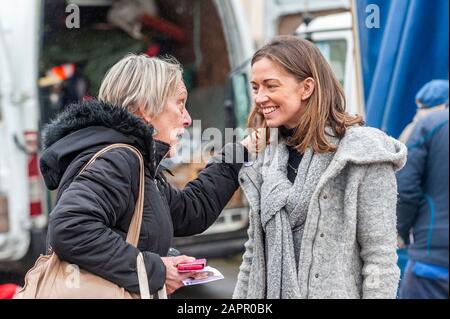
[
  {"left": 0, "top": 284, "right": 20, "bottom": 299},
  {"left": 145, "top": 43, "right": 161, "bottom": 57},
  {"left": 83, "top": 95, "right": 94, "bottom": 101},
  {"left": 51, "top": 64, "right": 75, "bottom": 81},
  {"left": 141, "top": 14, "right": 187, "bottom": 43},
  {"left": 24, "top": 131, "right": 42, "bottom": 217}
]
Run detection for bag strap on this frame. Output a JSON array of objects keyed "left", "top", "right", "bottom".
[
  {"left": 78, "top": 143, "right": 145, "bottom": 248},
  {"left": 136, "top": 252, "right": 167, "bottom": 299},
  {"left": 78, "top": 143, "right": 167, "bottom": 299}
]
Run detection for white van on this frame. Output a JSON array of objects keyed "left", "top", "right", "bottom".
[
  {"left": 0, "top": 0, "right": 47, "bottom": 281},
  {"left": 0, "top": 0, "right": 254, "bottom": 281}
]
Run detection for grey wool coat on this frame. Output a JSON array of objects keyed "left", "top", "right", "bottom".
[{"left": 233, "top": 126, "right": 407, "bottom": 299}]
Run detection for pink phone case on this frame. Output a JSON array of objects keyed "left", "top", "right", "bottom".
[{"left": 177, "top": 258, "right": 207, "bottom": 272}]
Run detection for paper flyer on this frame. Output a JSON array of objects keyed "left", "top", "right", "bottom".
[{"left": 182, "top": 266, "right": 224, "bottom": 286}]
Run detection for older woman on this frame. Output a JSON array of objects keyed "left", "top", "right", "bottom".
[
  {"left": 40, "top": 54, "right": 248, "bottom": 296},
  {"left": 233, "top": 36, "right": 407, "bottom": 299}
]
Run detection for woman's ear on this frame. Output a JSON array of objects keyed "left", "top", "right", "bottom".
[
  {"left": 138, "top": 105, "right": 153, "bottom": 125},
  {"left": 300, "top": 77, "right": 315, "bottom": 101}
]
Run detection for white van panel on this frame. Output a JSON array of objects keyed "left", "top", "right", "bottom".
[
  {"left": 214, "top": 0, "right": 254, "bottom": 69},
  {"left": 297, "top": 12, "right": 352, "bottom": 33},
  {"left": 296, "top": 12, "right": 364, "bottom": 116},
  {"left": 264, "top": 0, "right": 351, "bottom": 40},
  {"left": 0, "top": 0, "right": 41, "bottom": 260}
]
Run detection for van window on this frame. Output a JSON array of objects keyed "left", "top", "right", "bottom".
[
  {"left": 232, "top": 73, "right": 251, "bottom": 132},
  {"left": 315, "top": 39, "right": 347, "bottom": 86}
]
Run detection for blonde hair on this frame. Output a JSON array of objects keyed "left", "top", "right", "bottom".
[
  {"left": 248, "top": 36, "right": 364, "bottom": 154},
  {"left": 98, "top": 54, "right": 183, "bottom": 116}
]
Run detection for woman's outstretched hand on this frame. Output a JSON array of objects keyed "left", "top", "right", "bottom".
[
  {"left": 160, "top": 255, "right": 208, "bottom": 295},
  {"left": 241, "top": 128, "right": 266, "bottom": 155}
]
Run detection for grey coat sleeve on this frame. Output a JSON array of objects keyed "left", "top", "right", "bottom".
[
  {"left": 232, "top": 208, "right": 255, "bottom": 299},
  {"left": 356, "top": 163, "right": 400, "bottom": 299}
]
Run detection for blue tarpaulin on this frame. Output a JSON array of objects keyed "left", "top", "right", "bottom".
[{"left": 355, "top": 0, "right": 449, "bottom": 138}]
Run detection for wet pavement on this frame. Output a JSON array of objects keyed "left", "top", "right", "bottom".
[{"left": 172, "top": 254, "right": 242, "bottom": 299}]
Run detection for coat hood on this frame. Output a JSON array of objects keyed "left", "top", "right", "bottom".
[
  {"left": 39, "top": 99, "right": 169, "bottom": 190},
  {"left": 334, "top": 126, "right": 407, "bottom": 171}
]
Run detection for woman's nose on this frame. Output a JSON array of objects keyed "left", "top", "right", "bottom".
[
  {"left": 255, "top": 91, "right": 269, "bottom": 105},
  {"left": 183, "top": 109, "right": 192, "bottom": 127}
]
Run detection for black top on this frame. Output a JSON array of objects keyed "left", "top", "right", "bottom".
[{"left": 279, "top": 126, "right": 303, "bottom": 183}]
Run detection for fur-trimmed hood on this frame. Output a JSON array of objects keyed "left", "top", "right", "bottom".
[
  {"left": 41, "top": 99, "right": 155, "bottom": 150},
  {"left": 40, "top": 99, "right": 169, "bottom": 190}
]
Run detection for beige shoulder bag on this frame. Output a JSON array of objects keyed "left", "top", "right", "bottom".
[{"left": 14, "top": 143, "right": 167, "bottom": 299}]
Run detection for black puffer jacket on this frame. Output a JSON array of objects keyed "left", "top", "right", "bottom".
[{"left": 40, "top": 100, "right": 247, "bottom": 294}]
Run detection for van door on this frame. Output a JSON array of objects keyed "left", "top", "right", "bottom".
[
  {"left": 214, "top": 0, "right": 254, "bottom": 132},
  {"left": 0, "top": 0, "right": 41, "bottom": 262},
  {"left": 214, "top": 0, "right": 254, "bottom": 69}
]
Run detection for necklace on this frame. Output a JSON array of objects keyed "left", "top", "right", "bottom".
[{"left": 287, "top": 162, "right": 298, "bottom": 174}]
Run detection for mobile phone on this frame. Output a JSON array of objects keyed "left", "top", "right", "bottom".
[{"left": 177, "top": 258, "right": 207, "bottom": 272}]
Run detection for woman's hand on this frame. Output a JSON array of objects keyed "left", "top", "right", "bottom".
[
  {"left": 397, "top": 234, "right": 406, "bottom": 249},
  {"left": 160, "top": 255, "right": 208, "bottom": 295},
  {"left": 241, "top": 128, "right": 266, "bottom": 154}
]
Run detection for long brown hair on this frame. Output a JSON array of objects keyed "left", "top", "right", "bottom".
[{"left": 248, "top": 35, "right": 364, "bottom": 153}]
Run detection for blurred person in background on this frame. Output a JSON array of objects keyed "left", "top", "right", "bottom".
[
  {"left": 396, "top": 80, "right": 448, "bottom": 275},
  {"left": 397, "top": 96, "right": 449, "bottom": 299},
  {"left": 38, "top": 54, "right": 249, "bottom": 296},
  {"left": 399, "top": 80, "right": 449, "bottom": 143},
  {"left": 233, "top": 36, "right": 407, "bottom": 299}
]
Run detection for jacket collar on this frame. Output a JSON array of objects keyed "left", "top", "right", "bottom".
[{"left": 239, "top": 126, "right": 407, "bottom": 212}]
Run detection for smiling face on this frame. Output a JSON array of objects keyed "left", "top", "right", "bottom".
[
  {"left": 251, "top": 57, "right": 313, "bottom": 129},
  {"left": 247, "top": 36, "right": 362, "bottom": 154},
  {"left": 144, "top": 81, "right": 192, "bottom": 157}
]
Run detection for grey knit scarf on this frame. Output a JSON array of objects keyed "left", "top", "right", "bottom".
[{"left": 259, "top": 141, "right": 335, "bottom": 298}]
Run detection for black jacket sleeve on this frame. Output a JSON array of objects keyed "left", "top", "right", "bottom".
[
  {"left": 48, "top": 148, "right": 165, "bottom": 294},
  {"left": 160, "top": 143, "right": 248, "bottom": 236},
  {"left": 396, "top": 120, "right": 428, "bottom": 243}
]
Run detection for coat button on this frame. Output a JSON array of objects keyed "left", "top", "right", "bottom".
[
  {"left": 239, "top": 177, "right": 245, "bottom": 183},
  {"left": 323, "top": 195, "right": 328, "bottom": 200},
  {"left": 320, "top": 233, "right": 324, "bottom": 238},
  {"left": 315, "top": 274, "right": 319, "bottom": 278}
]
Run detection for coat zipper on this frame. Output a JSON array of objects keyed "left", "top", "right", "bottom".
[{"left": 153, "top": 150, "right": 169, "bottom": 190}]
